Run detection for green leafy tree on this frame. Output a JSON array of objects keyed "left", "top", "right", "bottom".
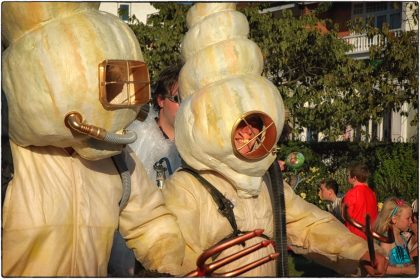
[
  {"left": 372, "top": 144, "right": 418, "bottom": 202},
  {"left": 127, "top": 3, "right": 189, "bottom": 81},
  {"left": 241, "top": 3, "right": 418, "bottom": 140},
  {"left": 240, "top": 4, "right": 378, "bottom": 140},
  {"left": 347, "top": 2, "right": 419, "bottom": 130},
  {"left": 127, "top": 3, "right": 418, "bottom": 140}
]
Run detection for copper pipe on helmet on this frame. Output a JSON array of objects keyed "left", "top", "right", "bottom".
[{"left": 64, "top": 111, "right": 106, "bottom": 140}]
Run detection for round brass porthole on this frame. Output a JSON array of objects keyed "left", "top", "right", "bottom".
[{"left": 231, "top": 111, "right": 277, "bottom": 161}]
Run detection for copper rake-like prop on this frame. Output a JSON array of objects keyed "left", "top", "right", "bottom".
[
  {"left": 185, "top": 229, "right": 279, "bottom": 277},
  {"left": 343, "top": 205, "right": 394, "bottom": 268}
]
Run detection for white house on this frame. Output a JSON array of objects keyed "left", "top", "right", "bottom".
[{"left": 99, "top": 2, "right": 157, "bottom": 23}]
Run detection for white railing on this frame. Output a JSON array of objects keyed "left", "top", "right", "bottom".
[{"left": 342, "top": 29, "right": 402, "bottom": 55}]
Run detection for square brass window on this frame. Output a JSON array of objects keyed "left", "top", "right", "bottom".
[{"left": 99, "top": 60, "right": 150, "bottom": 109}]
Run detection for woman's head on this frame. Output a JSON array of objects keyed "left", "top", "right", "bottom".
[
  {"left": 233, "top": 116, "right": 263, "bottom": 155},
  {"left": 374, "top": 197, "right": 413, "bottom": 234}
]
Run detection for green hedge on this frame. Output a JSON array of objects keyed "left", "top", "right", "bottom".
[{"left": 278, "top": 141, "right": 418, "bottom": 206}]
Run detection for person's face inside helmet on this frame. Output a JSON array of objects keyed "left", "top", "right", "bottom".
[
  {"left": 158, "top": 82, "right": 180, "bottom": 128},
  {"left": 234, "top": 116, "right": 263, "bottom": 155}
]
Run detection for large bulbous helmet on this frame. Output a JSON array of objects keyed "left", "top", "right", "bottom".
[
  {"left": 1, "top": 2, "right": 150, "bottom": 160},
  {"left": 176, "top": 3, "right": 285, "bottom": 198}
]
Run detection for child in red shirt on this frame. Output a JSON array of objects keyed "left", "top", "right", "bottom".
[{"left": 342, "top": 162, "right": 378, "bottom": 240}]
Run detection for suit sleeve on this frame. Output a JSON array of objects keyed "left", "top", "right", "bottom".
[
  {"left": 117, "top": 148, "right": 185, "bottom": 275},
  {"left": 284, "top": 182, "right": 368, "bottom": 275},
  {"left": 161, "top": 172, "right": 205, "bottom": 275}
]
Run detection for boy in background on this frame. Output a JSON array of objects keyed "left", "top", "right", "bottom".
[
  {"left": 318, "top": 178, "right": 344, "bottom": 223},
  {"left": 342, "top": 162, "right": 378, "bottom": 240}
]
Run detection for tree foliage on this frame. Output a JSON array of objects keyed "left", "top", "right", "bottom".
[
  {"left": 241, "top": 5, "right": 368, "bottom": 139},
  {"left": 127, "top": 3, "right": 189, "bottom": 82},
  {"left": 128, "top": 3, "right": 418, "bottom": 138},
  {"left": 372, "top": 143, "right": 418, "bottom": 202},
  {"left": 240, "top": 3, "right": 418, "bottom": 140},
  {"left": 347, "top": 2, "right": 419, "bottom": 126}
]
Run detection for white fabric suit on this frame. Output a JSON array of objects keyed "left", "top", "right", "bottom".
[
  {"left": 1, "top": 2, "right": 184, "bottom": 276},
  {"left": 163, "top": 170, "right": 369, "bottom": 276},
  {"left": 2, "top": 143, "right": 183, "bottom": 276},
  {"left": 162, "top": 3, "right": 374, "bottom": 276}
]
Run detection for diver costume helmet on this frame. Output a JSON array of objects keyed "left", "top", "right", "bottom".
[
  {"left": 1, "top": 3, "right": 184, "bottom": 276},
  {"left": 175, "top": 3, "right": 285, "bottom": 198},
  {"left": 2, "top": 2, "right": 149, "bottom": 160}
]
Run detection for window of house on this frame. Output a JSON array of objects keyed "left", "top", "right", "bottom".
[
  {"left": 118, "top": 4, "right": 130, "bottom": 21},
  {"left": 383, "top": 110, "right": 392, "bottom": 142},
  {"left": 376, "top": 14, "right": 387, "bottom": 28},
  {"left": 389, "top": 12, "right": 402, "bottom": 29},
  {"left": 354, "top": 3, "right": 364, "bottom": 15},
  {"left": 306, "top": 128, "right": 319, "bottom": 142},
  {"left": 366, "top": 2, "right": 387, "bottom": 13},
  {"left": 352, "top": 2, "right": 402, "bottom": 30}
]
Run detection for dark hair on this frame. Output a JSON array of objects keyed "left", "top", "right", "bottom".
[
  {"left": 348, "top": 162, "right": 370, "bottom": 183},
  {"left": 279, "top": 122, "right": 292, "bottom": 142},
  {"left": 152, "top": 63, "right": 183, "bottom": 112},
  {"left": 320, "top": 178, "right": 339, "bottom": 195}
]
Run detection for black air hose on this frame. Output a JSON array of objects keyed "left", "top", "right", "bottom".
[
  {"left": 267, "top": 161, "right": 288, "bottom": 277},
  {"left": 111, "top": 152, "right": 131, "bottom": 212}
]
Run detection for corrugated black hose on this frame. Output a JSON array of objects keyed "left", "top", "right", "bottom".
[
  {"left": 111, "top": 152, "right": 131, "bottom": 212},
  {"left": 267, "top": 161, "right": 288, "bottom": 277}
]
